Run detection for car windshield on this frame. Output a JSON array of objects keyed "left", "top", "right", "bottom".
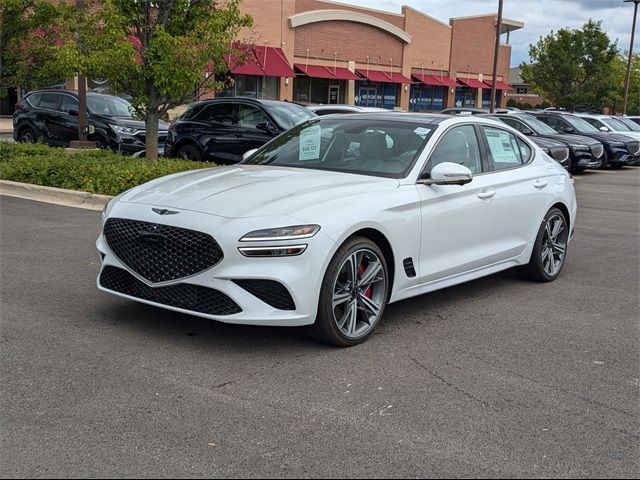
[
  {"left": 603, "top": 117, "right": 632, "bottom": 131},
  {"left": 519, "top": 115, "right": 559, "bottom": 135},
  {"left": 87, "top": 95, "right": 134, "bottom": 117},
  {"left": 618, "top": 117, "right": 640, "bottom": 131},
  {"left": 564, "top": 115, "right": 599, "bottom": 133},
  {"left": 265, "top": 102, "right": 317, "bottom": 129},
  {"left": 243, "top": 118, "right": 433, "bottom": 178}
]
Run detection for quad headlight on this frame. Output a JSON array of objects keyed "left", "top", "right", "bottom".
[
  {"left": 239, "top": 225, "right": 320, "bottom": 242},
  {"left": 110, "top": 124, "right": 141, "bottom": 135}
]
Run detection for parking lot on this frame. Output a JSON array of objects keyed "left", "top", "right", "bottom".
[{"left": 1, "top": 168, "right": 638, "bottom": 478}]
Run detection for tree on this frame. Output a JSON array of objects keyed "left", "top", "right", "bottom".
[
  {"left": 0, "top": 0, "right": 75, "bottom": 97},
  {"left": 58, "top": 0, "right": 252, "bottom": 160},
  {"left": 604, "top": 52, "right": 640, "bottom": 115},
  {"left": 521, "top": 20, "right": 619, "bottom": 112}
]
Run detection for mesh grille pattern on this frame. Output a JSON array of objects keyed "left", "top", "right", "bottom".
[
  {"left": 103, "top": 218, "right": 223, "bottom": 283},
  {"left": 100, "top": 266, "right": 241, "bottom": 315},
  {"left": 589, "top": 144, "right": 604, "bottom": 159},
  {"left": 625, "top": 141, "right": 640, "bottom": 156},
  {"left": 232, "top": 279, "right": 296, "bottom": 310}
]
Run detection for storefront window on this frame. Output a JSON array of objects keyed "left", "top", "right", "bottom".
[
  {"left": 481, "top": 89, "right": 500, "bottom": 109},
  {"left": 355, "top": 81, "right": 399, "bottom": 109},
  {"left": 293, "top": 77, "right": 345, "bottom": 105},
  {"left": 410, "top": 84, "right": 446, "bottom": 112},
  {"left": 454, "top": 87, "right": 477, "bottom": 108},
  {"left": 219, "top": 75, "right": 280, "bottom": 100}
]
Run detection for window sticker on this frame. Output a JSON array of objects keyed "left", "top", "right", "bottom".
[
  {"left": 299, "top": 125, "right": 322, "bottom": 161},
  {"left": 413, "top": 127, "right": 431, "bottom": 138},
  {"left": 485, "top": 129, "right": 519, "bottom": 164}
]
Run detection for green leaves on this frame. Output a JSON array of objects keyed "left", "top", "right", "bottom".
[{"left": 522, "top": 20, "right": 620, "bottom": 111}]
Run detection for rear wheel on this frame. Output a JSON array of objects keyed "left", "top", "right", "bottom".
[
  {"left": 176, "top": 144, "right": 203, "bottom": 161},
  {"left": 518, "top": 207, "right": 569, "bottom": 282},
  {"left": 17, "top": 126, "right": 37, "bottom": 143},
  {"left": 308, "top": 237, "right": 389, "bottom": 347}
]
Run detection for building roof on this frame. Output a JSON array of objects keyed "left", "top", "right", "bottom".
[{"left": 509, "top": 66, "right": 525, "bottom": 85}]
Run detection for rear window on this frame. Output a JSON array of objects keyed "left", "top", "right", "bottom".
[
  {"left": 39, "top": 93, "right": 60, "bottom": 110},
  {"left": 26, "top": 93, "right": 43, "bottom": 107}
]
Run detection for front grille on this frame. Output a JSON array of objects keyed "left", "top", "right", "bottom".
[
  {"left": 590, "top": 144, "right": 604, "bottom": 159},
  {"left": 232, "top": 279, "right": 296, "bottom": 310},
  {"left": 100, "top": 266, "right": 242, "bottom": 315},
  {"left": 572, "top": 146, "right": 591, "bottom": 166},
  {"left": 625, "top": 141, "right": 640, "bottom": 155},
  {"left": 103, "top": 218, "right": 223, "bottom": 283}
]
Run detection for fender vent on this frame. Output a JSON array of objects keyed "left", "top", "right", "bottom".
[{"left": 403, "top": 258, "right": 416, "bottom": 278}]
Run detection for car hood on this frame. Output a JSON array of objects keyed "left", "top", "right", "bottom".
[
  {"left": 536, "top": 133, "right": 601, "bottom": 146},
  {"left": 119, "top": 165, "right": 400, "bottom": 218},
  {"left": 529, "top": 137, "right": 566, "bottom": 149},
  {"left": 99, "top": 116, "right": 169, "bottom": 131},
  {"left": 577, "top": 131, "right": 636, "bottom": 145}
]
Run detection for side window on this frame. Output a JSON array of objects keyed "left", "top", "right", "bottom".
[
  {"left": 27, "top": 93, "right": 43, "bottom": 107},
  {"left": 39, "top": 93, "right": 61, "bottom": 111},
  {"left": 482, "top": 126, "right": 524, "bottom": 171},
  {"left": 198, "top": 103, "right": 235, "bottom": 125},
  {"left": 428, "top": 125, "right": 482, "bottom": 174},
  {"left": 542, "top": 116, "right": 565, "bottom": 133},
  {"left": 501, "top": 117, "right": 531, "bottom": 135},
  {"left": 238, "top": 104, "right": 269, "bottom": 129},
  {"left": 60, "top": 95, "right": 78, "bottom": 114}
]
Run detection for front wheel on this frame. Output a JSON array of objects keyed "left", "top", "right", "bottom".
[
  {"left": 308, "top": 237, "right": 389, "bottom": 347},
  {"left": 176, "top": 144, "right": 203, "bottom": 161},
  {"left": 518, "top": 208, "right": 569, "bottom": 282}
]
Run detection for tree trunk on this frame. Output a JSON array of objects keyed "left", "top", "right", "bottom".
[{"left": 145, "top": 110, "right": 159, "bottom": 160}]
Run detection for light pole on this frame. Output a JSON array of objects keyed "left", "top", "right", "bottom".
[
  {"left": 489, "top": 0, "right": 504, "bottom": 113},
  {"left": 623, "top": 0, "right": 640, "bottom": 115}
]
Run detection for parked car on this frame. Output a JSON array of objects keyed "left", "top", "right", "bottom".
[
  {"left": 530, "top": 112, "right": 640, "bottom": 168},
  {"left": 164, "top": 98, "right": 317, "bottom": 164},
  {"left": 13, "top": 90, "right": 168, "bottom": 155},
  {"left": 97, "top": 114, "right": 576, "bottom": 346},
  {"left": 617, "top": 116, "right": 640, "bottom": 132},
  {"left": 624, "top": 116, "right": 640, "bottom": 126},
  {"left": 575, "top": 113, "right": 640, "bottom": 166},
  {"left": 309, "top": 105, "right": 390, "bottom": 116},
  {"left": 487, "top": 113, "right": 605, "bottom": 172},
  {"left": 440, "top": 107, "right": 509, "bottom": 115}
]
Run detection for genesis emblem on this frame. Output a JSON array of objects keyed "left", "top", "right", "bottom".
[{"left": 152, "top": 208, "right": 179, "bottom": 216}]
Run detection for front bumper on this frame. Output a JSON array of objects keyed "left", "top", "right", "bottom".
[{"left": 96, "top": 203, "right": 336, "bottom": 327}]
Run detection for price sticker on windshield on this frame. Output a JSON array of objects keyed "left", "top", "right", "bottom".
[{"left": 299, "top": 125, "right": 322, "bottom": 161}]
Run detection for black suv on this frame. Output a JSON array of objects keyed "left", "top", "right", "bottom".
[
  {"left": 487, "top": 113, "right": 606, "bottom": 172},
  {"left": 13, "top": 90, "right": 169, "bottom": 155},
  {"left": 531, "top": 112, "right": 640, "bottom": 169},
  {"left": 165, "top": 98, "right": 317, "bottom": 163}
]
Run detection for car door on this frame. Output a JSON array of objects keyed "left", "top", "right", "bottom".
[
  {"left": 417, "top": 124, "right": 501, "bottom": 284},
  {"left": 37, "top": 92, "right": 63, "bottom": 144},
  {"left": 477, "top": 125, "right": 552, "bottom": 260},
  {"left": 195, "top": 102, "right": 240, "bottom": 163},
  {"left": 235, "top": 103, "right": 278, "bottom": 159},
  {"left": 57, "top": 93, "right": 80, "bottom": 143}
]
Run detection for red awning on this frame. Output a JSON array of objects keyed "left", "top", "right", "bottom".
[
  {"left": 356, "top": 69, "right": 411, "bottom": 84},
  {"left": 485, "top": 80, "right": 515, "bottom": 91},
  {"left": 458, "top": 78, "right": 490, "bottom": 89},
  {"left": 294, "top": 63, "right": 337, "bottom": 79},
  {"left": 329, "top": 67, "right": 361, "bottom": 81},
  {"left": 226, "top": 46, "right": 295, "bottom": 77},
  {"left": 438, "top": 77, "right": 459, "bottom": 88},
  {"left": 412, "top": 74, "right": 445, "bottom": 86}
]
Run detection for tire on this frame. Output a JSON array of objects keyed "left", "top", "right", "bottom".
[
  {"left": 176, "top": 144, "right": 203, "bottom": 161},
  {"left": 89, "top": 134, "right": 108, "bottom": 149},
  {"left": 17, "top": 126, "right": 37, "bottom": 144},
  {"left": 598, "top": 150, "right": 609, "bottom": 169},
  {"left": 610, "top": 163, "right": 625, "bottom": 169},
  {"left": 307, "top": 237, "right": 389, "bottom": 347},
  {"left": 518, "top": 207, "right": 569, "bottom": 282}
]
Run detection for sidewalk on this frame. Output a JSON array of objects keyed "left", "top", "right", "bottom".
[{"left": 0, "top": 117, "right": 13, "bottom": 134}]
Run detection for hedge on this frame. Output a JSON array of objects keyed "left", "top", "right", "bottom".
[{"left": 0, "top": 142, "right": 214, "bottom": 196}]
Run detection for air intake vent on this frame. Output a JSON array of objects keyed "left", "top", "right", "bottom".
[
  {"left": 232, "top": 279, "right": 296, "bottom": 310},
  {"left": 403, "top": 258, "right": 416, "bottom": 278}
]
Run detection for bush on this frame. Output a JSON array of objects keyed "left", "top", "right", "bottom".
[{"left": 0, "top": 142, "right": 214, "bottom": 196}]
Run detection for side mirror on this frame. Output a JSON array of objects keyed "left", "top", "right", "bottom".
[
  {"left": 256, "top": 121, "right": 276, "bottom": 133},
  {"left": 68, "top": 109, "right": 79, "bottom": 116},
  {"left": 242, "top": 148, "right": 258, "bottom": 161},
  {"left": 599, "top": 126, "right": 609, "bottom": 132},
  {"left": 563, "top": 127, "right": 576, "bottom": 134},
  {"left": 418, "top": 162, "right": 473, "bottom": 186}
]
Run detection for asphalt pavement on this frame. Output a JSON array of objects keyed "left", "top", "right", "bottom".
[{"left": 1, "top": 169, "right": 638, "bottom": 478}]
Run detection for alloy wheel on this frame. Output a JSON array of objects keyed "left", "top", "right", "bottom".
[
  {"left": 332, "top": 248, "right": 386, "bottom": 339},
  {"left": 541, "top": 213, "right": 568, "bottom": 276}
]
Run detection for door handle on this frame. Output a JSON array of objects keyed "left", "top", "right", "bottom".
[
  {"left": 533, "top": 180, "right": 549, "bottom": 189},
  {"left": 477, "top": 190, "right": 496, "bottom": 200}
]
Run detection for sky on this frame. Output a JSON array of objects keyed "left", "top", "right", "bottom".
[{"left": 342, "top": 0, "right": 639, "bottom": 66}]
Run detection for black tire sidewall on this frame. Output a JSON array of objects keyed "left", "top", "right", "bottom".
[
  {"left": 177, "top": 144, "right": 202, "bottom": 161},
  {"left": 314, "top": 237, "right": 389, "bottom": 347},
  {"left": 530, "top": 208, "right": 568, "bottom": 282},
  {"left": 18, "top": 126, "right": 37, "bottom": 143}
]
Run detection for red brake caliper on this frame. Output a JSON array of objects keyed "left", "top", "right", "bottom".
[{"left": 358, "top": 263, "right": 373, "bottom": 298}]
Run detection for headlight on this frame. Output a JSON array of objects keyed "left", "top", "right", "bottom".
[
  {"left": 110, "top": 124, "right": 141, "bottom": 135},
  {"left": 239, "top": 225, "right": 320, "bottom": 242}
]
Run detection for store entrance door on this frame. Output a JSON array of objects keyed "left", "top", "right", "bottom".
[
  {"left": 328, "top": 86, "right": 340, "bottom": 104},
  {"left": 359, "top": 88, "right": 378, "bottom": 107}
]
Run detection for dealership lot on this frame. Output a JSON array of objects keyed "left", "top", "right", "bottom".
[{"left": 0, "top": 169, "right": 638, "bottom": 477}]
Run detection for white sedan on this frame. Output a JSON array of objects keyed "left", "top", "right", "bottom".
[{"left": 97, "top": 114, "right": 577, "bottom": 346}]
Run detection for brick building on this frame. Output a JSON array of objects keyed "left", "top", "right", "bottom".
[{"left": 217, "top": 0, "right": 524, "bottom": 111}]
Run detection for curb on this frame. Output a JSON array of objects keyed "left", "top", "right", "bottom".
[{"left": 0, "top": 180, "right": 113, "bottom": 211}]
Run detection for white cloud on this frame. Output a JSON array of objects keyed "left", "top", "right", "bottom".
[{"left": 341, "top": 0, "right": 639, "bottom": 65}]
